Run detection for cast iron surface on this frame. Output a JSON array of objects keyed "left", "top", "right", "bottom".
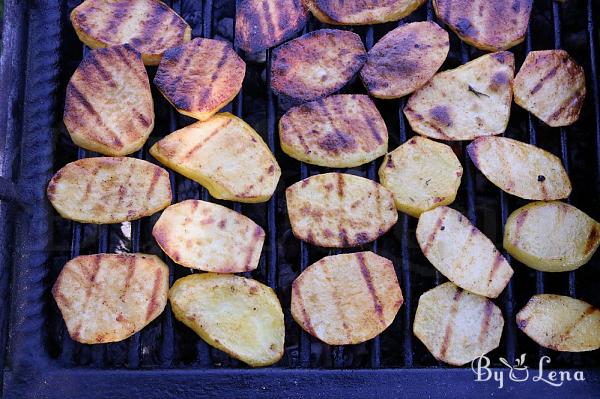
[{"left": 1, "top": 0, "right": 600, "bottom": 397}]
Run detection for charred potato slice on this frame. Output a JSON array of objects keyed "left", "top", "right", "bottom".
[
  {"left": 271, "top": 29, "right": 367, "bottom": 102},
  {"left": 413, "top": 282, "right": 504, "bottom": 366},
  {"left": 291, "top": 251, "right": 403, "bottom": 345},
  {"left": 468, "top": 137, "right": 572, "bottom": 200},
  {"left": 279, "top": 94, "right": 388, "bottom": 167},
  {"left": 235, "top": 0, "right": 308, "bottom": 53},
  {"left": 517, "top": 294, "right": 600, "bottom": 352},
  {"left": 513, "top": 50, "right": 586, "bottom": 127},
  {"left": 150, "top": 113, "right": 280, "bottom": 203},
  {"left": 416, "top": 206, "right": 513, "bottom": 298},
  {"left": 305, "top": 0, "right": 426, "bottom": 25},
  {"left": 64, "top": 44, "right": 154, "bottom": 156},
  {"left": 504, "top": 201, "right": 600, "bottom": 272},
  {"left": 70, "top": 0, "right": 191, "bottom": 65},
  {"left": 433, "top": 0, "right": 532, "bottom": 51},
  {"left": 47, "top": 157, "right": 172, "bottom": 224},
  {"left": 53, "top": 254, "right": 169, "bottom": 344},
  {"left": 404, "top": 52, "right": 514, "bottom": 141},
  {"left": 154, "top": 38, "right": 246, "bottom": 121},
  {"left": 379, "top": 136, "right": 462, "bottom": 218},
  {"left": 152, "top": 200, "right": 265, "bottom": 273},
  {"left": 286, "top": 173, "right": 397, "bottom": 248},
  {"left": 360, "top": 22, "right": 449, "bottom": 99},
  {"left": 169, "top": 273, "right": 284, "bottom": 367}
]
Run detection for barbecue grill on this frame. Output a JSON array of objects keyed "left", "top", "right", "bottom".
[{"left": 0, "top": 0, "right": 599, "bottom": 397}]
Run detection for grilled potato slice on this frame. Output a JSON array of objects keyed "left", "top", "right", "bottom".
[
  {"left": 416, "top": 206, "right": 513, "bottom": 298},
  {"left": 279, "top": 94, "right": 388, "bottom": 167},
  {"left": 152, "top": 200, "right": 265, "bottom": 273},
  {"left": 513, "top": 50, "right": 586, "bottom": 127},
  {"left": 154, "top": 38, "right": 246, "bottom": 122},
  {"left": 413, "top": 282, "right": 504, "bottom": 366},
  {"left": 64, "top": 45, "right": 153, "bottom": 156},
  {"left": 468, "top": 137, "right": 571, "bottom": 200},
  {"left": 291, "top": 251, "right": 403, "bottom": 345},
  {"left": 70, "top": 0, "right": 191, "bottom": 65},
  {"left": 271, "top": 29, "right": 367, "bottom": 102},
  {"left": 517, "top": 294, "right": 600, "bottom": 352},
  {"left": 504, "top": 201, "right": 600, "bottom": 272},
  {"left": 379, "top": 137, "right": 462, "bottom": 218},
  {"left": 433, "top": 0, "right": 532, "bottom": 51},
  {"left": 360, "top": 22, "right": 449, "bottom": 99},
  {"left": 305, "top": 0, "right": 425, "bottom": 25},
  {"left": 235, "top": 0, "right": 308, "bottom": 53},
  {"left": 169, "top": 273, "right": 284, "bottom": 367},
  {"left": 53, "top": 253, "right": 169, "bottom": 344},
  {"left": 404, "top": 52, "right": 514, "bottom": 141},
  {"left": 286, "top": 173, "right": 397, "bottom": 248},
  {"left": 150, "top": 113, "right": 280, "bottom": 203},
  {"left": 47, "top": 157, "right": 172, "bottom": 224}
]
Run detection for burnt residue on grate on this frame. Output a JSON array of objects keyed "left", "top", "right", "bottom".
[{"left": 46, "top": 0, "right": 600, "bottom": 370}]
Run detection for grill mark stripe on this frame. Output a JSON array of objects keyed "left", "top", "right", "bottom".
[
  {"left": 421, "top": 207, "right": 449, "bottom": 255},
  {"left": 182, "top": 119, "right": 231, "bottom": 160},
  {"left": 478, "top": 300, "right": 495, "bottom": 344},
  {"left": 146, "top": 167, "right": 163, "bottom": 198},
  {"left": 357, "top": 253, "right": 385, "bottom": 325},
  {"left": 488, "top": 251, "right": 505, "bottom": 286},
  {"left": 324, "top": 262, "right": 352, "bottom": 340},
  {"left": 365, "top": 115, "right": 383, "bottom": 145},
  {"left": 87, "top": 56, "right": 115, "bottom": 86},
  {"left": 261, "top": 0, "right": 276, "bottom": 43},
  {"left": 556, "top": 305, "right": 597, "bottom": 344},
  {"left": 292, "top": 282, "right": 316, "bottom": 336},
  {"left": 549, "top": 88, "right": 585, "bottom": 121},
  {"left": 145, "top": 267, "right": 164, "bottom": 321},
  {"left": 530, "top": 64, "right": 560, "bottom": 95},
  {"left": 196, "top": 46, "right": 230, "bottom": 111},
  {"left": 81, "top": 165, "right": 101, "bottom": 203},
  {"left": 439, "top": 287, "right": 463, "bottom": 358}
]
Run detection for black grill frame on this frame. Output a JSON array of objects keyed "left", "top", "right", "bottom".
[{"left": 1, "top": 0, "right": 600, "bottom": 397}]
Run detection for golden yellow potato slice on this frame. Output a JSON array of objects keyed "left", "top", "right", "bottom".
[
  {"left": 150, "top": 113, "right": 280, "bottom": 203},
  {"left": 271, "top": 29, "right": 367, "bottom": 102},
  {"left": 286, "top": 173, "right": 397, "bottom": 248},
  {"left": 279, "top": 94, "right": 388, "bottom": 167},
  {"left": 64, "top": 44, "right": 154, "bottom": 156},
  {"left": 503, "top": 201, "right": 600, "bottom": 272},
  {"left": 379, "top": 136, "right": 462, "bottom": 218},
  {"left": 404, "top": 52, "right": 514, "bottom": 141},
  {"left": 235, "top": 0, "right": 308, "bottom": 53},
  {"left": 467, "top": 137, "right": 572, "bottom": 200},
  {"left": 517, "top": 294, "right": 600, "bottom": 352},
  {"left": 433, "top": 0, "right": 532, "bottom": 51},
  {"left": 305, "top": 0, "right": 425, "bottom": 25},
  {"left": 47, "top": 157, "right": 172, "bottom": 224},
  {"left": 70, "top": 0, "right": 191, "bottom": 65},
  {"left": 152, "top": 200, "right": 265, "bottom": 273},
  {"left": 413, "top": 282, "right": 504, "bottom": 366},
  {"left": 360, "top": 22, "right": 449, "bottom": 99},
  {"left": 416, "top": 206, "right": 513, "bottom": 298},
  {"left": 53, "top": 253, "right": 169, "bottom": 344},
  {"left": 154, "top": 38, "right": 246, "bottom": 122},
  {"left": 513, "top": 50, "right": 586, "bottom": 127},
  {"left": 291, "top": 251, "right": 402, "bottom": 345},
  {"left": 169, "top": 273, "right": 284, "bottom": 367}
]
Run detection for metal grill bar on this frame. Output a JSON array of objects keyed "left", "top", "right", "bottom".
[{"left": 588, "top": 0, "right": 600, "bottom": 196}]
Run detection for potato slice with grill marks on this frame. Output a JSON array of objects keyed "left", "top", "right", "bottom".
[
  {"left": 279, "top": 94, "right": 388, "bottom": 168},
  {"left": 413, "top": 282, "right": 504, "bottom": 366},
  {"left": 379, "top": 136, "right": 462, "bottom": 218},
  {"left": 360, "top": 22, "right": 449, "bottom": 99},
  {"left": 270, "top": 29, "right": 367, "bottom": 102},
  {"left": 53, "top": 253, "right": 169, "bottom": 344},
  {"left": 169, "top": 273, "right": 285, "bottom": 367},
  {"left": 305, "top": 0, "right": 426, "bottom": 25},
  {"left": 235, "top": 0, "right": 308, "bottom": 53},
  {"left": 513, "top": 50, "right": 586, "bottom": 127},
  {"left": 404, "top": 52, "right": 514, "bottom": 141},
  {"left": 70, "top": 0, "right": 191, "bottom": 65},
  {"left": 149, "top": 113, "right": 280, "bottom": 203},
  {"left": 286, "top": 173, "right": 397, "bottom": 248},
  {"left": 154, "top": 38, "right": 246, "bottom": 121},
  {"left": 64, "top": 44, "right": 154, "bottom": 156},
  {"left": 468, "top": 137, "right": 571, "bottom": 200},
  {"left": 517, "top": 294, "right": 600, "bottom": 352},
  {"left": 47, "top": 157, "right": 172, "bottom": 224},
  {"left": 152, "top": 200, "right": 265, "bottom": 273},
  {"left": 433, "top": 0, "right": 532, "bottom": 51},
  {"left": 291, "top": 251, "right": 403, "bottom": 345},
  {"left": 504, "top": 201, "right": 600, "bottom": 272},
  {"left": 416, "top": 206, "right": 513, "bottom": 298}
]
